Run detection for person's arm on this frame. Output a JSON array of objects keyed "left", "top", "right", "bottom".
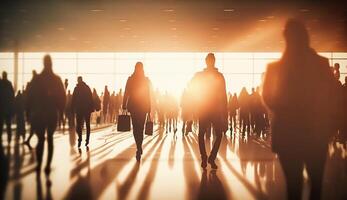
[
  {"left": 56, "top": 77, "right": 66, "bottom": 113},
  {"left": 220, "top": 75, "right": 228, "bottom": 131},
  {"left": 122, "top": 78, "right": 130, "bottom": 110},
  {"left": 262, "top": 64, "right": 277, "bottom": 111},
  {"left": 147, "top": 78, "right": 153, "bottom": 114}
]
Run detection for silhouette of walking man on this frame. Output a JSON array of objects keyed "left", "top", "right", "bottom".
[
  {"left": 122, "top": 62, "right": 152, "bottom": 161},
  {"left": 189, "top": 53, "right": 228, "bottom": 169},
  {"left": 27, "top": 55, "right": 66, "bottom": 174},
  {"left": 262, "top": 19, "right": 341, "bottom": 200},
  {"left": 0, "top": 71, "right": 14, "bottom": 146},
  {"left": 71, "top": 76, "right": 94, "bottom": 148}
]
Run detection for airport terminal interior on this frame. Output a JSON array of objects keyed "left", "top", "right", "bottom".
[{"left": 1, "top": 1, "right": 347, "bottom": 200}]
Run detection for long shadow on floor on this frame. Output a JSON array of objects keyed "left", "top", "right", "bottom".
[{"left": 64, "top": 132, "right": 162, "bottom": 200}]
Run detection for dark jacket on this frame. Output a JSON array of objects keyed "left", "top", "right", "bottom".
[
  {"left": 189, "top": 67, "right": 228, "bottom": 128},
  {"left": 71, "top": 82, "right": 94, "bottom": 114},
  {"left": 0, "top": 79, "right": 14, "bottom": 116},
  {"left": 262, "top": 48, "right": 341, "bottom": 154},
  {"left": 27, "top": 70, "right": 66, "bottom": 126},
  {"left": 122, "top": 74, "right": 151, "bottom": 114}
]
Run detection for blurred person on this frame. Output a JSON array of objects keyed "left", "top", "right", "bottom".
[
  {"left": 0, "top": 71, "right": 14, "bottom": 146},
  {"left": 262, "top": 19, "right": 342, "bottom": 200},
  {"left": 181, "top": 88, "right": 194, "bottom": 136},
  {"left": 26, "top": 54, "right": 66, "bottom": 174},
  {"left": 14, "top": 91, "right": 26, "bottom": 142},
  {"left": 71, "top": 76, "right": 94, "bottom": 148},
  {"left": 65, "top": 90, "right": 74, "bottom": 129},
  {"left": 239, "top": 87, "right": 251, "bottom": 135},
  {"left": 103, "top": 85, "right": 110, "bottom": 123},
  {"left": 122, "top": 62, "right": 152, "bottom": 162},
  {"left": 228, "top": 93, "right": 239, "bottom": 133},
  {"left": 333, "top": 63, "right": 340, "bottom": 81},
  {"left": 189, "top": 53, "right": 228, "bottom": 169},
  {"left": 92, "top": 89, "right": 101, "bottom": 125},
  {"left": 24, "top": 70, "right": 38, "bottom": 146}
]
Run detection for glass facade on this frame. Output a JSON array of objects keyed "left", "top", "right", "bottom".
[{"left": 1, "top": 52, "right": 346, "bottom": 97}]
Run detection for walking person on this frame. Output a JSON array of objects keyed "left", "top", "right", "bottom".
[
  {"left": 262, "top": 19, "right": 342, "bottom": 200},
  {"left": 71, "top": 76, "right": 94, "bottom": 148},
  {"left": 122, "top": 62, "right": 152, "bottom": 162},
  {"left": 0, "top": 71, "right": 15, "bottom": 146},
  {"left": 189, "top": 53, "right": 228, "bottom": 169},
  {"left": 26, "top": 54, "right": 66, "bottom": 174}
]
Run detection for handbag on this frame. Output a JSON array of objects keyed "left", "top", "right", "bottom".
[
  {"left": 145, "top": 113, "right": 153, "bottom": 136},
  {"left": 117, "top": 111, "right": 131, "bottom": 132}
]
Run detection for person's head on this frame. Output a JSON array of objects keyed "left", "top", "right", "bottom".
[
  {"left": 233, "top": 93, "right": 237, "bottom": 97},
  {"left": 283, "top": 18, "right": 309, "bottom": 51},
  {"left": 43, "top": 54, "right": 53, "bottom": 72},
  {"left": 104, "top": 85, "right": 108, "bottom": 90},
  {"left": 205, "top": 53, "right": 216, "bottom": 68},
  {"left": 2, "top": 71, "right": 7, "bottom": 80},
  {"left": 251, "top": 87, "right": 255, "bottom": 93},
  {"left": 334, "top": 63, "right": 340, "bottom": 70},
  {"left": 133, "top": 62, "right": 144, "bottom": 76},
  {"left": 77, "top": 76, "right": 83, "bottom": 84},
  {"left": 32, "top": 70, "right": 37, "bottom": 77},
  {"left": 68, "top": 90, "right": 71, "bottom": 94}
]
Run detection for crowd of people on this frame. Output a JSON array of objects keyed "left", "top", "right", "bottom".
[{"left": 0, "top": 18, "right": 347, "bottom": 200}]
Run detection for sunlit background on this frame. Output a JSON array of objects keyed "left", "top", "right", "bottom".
[{"left": 1, "top": 52, "right": 346, "bottom": 98}]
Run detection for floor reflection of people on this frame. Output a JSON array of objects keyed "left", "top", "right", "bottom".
[{"left": 197, "top": 170, "right": 227, "bottom": 200}]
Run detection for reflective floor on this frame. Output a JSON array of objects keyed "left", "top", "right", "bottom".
[{"left": 1, "top": 125, "right": 346, "bottom": 200}]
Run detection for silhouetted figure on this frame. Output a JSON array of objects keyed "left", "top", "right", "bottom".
[
  {"left": 72, "top": 76, "right": 94, "bottom": 148},
  {"left": 181, "top": 88, "right": 194, "bottom": 135},
  {"left": 24, "top": 70, "right": 38, "bottom": 146},
  {"left": 341, "top": 76, "right": 347, "bottom": 145},
  {"left": 262, "top": 19, "right": 341, "bottom": 200},
  {"left": 103, "top": 86, "right": 110, "bottom": 123},
  {"left": 0, "top": 71, "right": 14, "bottom": 146},
  {"left": 239, "top": 87, "right": 250, "bottom": 134},
  {"left": 27, "top": 54, "right": 66, "bottom": 174},
  {"left": 122, "top": 62, "right": 151, "bottom": 162},
  {"left": 92, "top": 89, "right": 101, "bottom": 125},
  {"left": 14, "top": 91, "right": 26, "bottom": 142},
  {"left": 333, "top": 63, "right": 340, "bottom": 81},
  {"left": 228, "top": 93, "right": 239, "bottom": 133},
  {"left": 65, "top": 90, "right": 74, "bottom": 129},
  {"left": 189, "top": 53, "right": 228, "bottom": 169}
]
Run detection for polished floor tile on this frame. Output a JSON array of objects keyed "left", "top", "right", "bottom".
[{"left": 1, "top": 125, "right": 346, "bottom": 200}]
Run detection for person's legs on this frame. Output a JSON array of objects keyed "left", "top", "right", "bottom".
[
  {"left": 198, "top": 117, "right": 208, "bottom": 167},
  {"left": 75, "top": 113, "right": 83, "bottom": 147},
  {"left": 85, "top": 113, "right": 91, "bottom": 146},
  {"left": 45, "top": 125, "right": 55, "bottom": 174},
  {"left": 5, "top": 114, "right": 11, "bottom": 144},
  {"left": 35, "top": 126, "right": 45, "bottom": 172},
  {"left": 278, "top": 153, "right": 304, "bottom": 200},
  {"left": 131, "top": 112, "right": 146, "bottom": 160},
  {"left": 305, "top": 148, "right": 327, "bottom": 200}
]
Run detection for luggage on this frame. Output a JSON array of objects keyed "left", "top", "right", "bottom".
[
  {"left": 117, "top": 112, "right": 131, "bottom": 132},
  {"left": 145, "top": 113, "right": 153, "bottom": 136}
]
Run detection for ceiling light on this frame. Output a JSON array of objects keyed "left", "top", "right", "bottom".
[
  {"left": 57, "top": 27, "right": 65, "bottom": 31},
  {"left": 90, "top": 9, "right": 104, "bottom": 12},
  {"left": 223, "top": 9, "right": 234, "bottom": 12},
  {"left": 123, "top": 27, "right": 131, "bottom": 31},
  {"left": 119, "top": 19, "right": 127, "bottom": 22},
  {"left": 212, "top": 27, "right": 219, "bottom": 31},
  {"left": 169, "top": 19, "right": 176, "bottom": 23},
  {"left": 163, "top": 9, "right": 174, "bottom": 12},
  {"left": 171, "top": 27, "right": 177, "bottom": 31}
]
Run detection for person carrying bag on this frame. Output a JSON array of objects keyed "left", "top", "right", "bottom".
[{"left": 122, "top": 62, "right": 152, "bottom": 162}]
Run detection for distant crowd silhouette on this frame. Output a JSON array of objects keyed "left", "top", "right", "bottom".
[{"left": 1, "top": 18, "right": 346, "bottom": 200}]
